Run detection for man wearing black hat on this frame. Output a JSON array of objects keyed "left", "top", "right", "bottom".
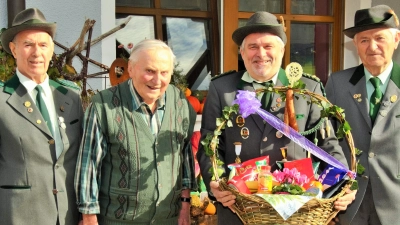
[
  {"left": 0, "top": 8, "right": 82, "bottom": 225},
  {"left": 326, "top": 4, "right": 400, "bottom": 225},
  {"left": 197, "top": 11, "right": 356, "bottom": 225}
]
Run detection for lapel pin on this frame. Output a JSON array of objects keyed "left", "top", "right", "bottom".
[
  {"left": 353, "top": 93, "right": 362, "bottom": 102},
  {"left": 236, "top": 115, "right": 245, "bottom": 127},
  {"left": 24, "top": 101, "right": 31, "bottom": 107},
  {"left": 276, "top": 103, "right": 281, "bottom": 108},
  {"left": 240, "top": 127, "right": 249, "bottom": 139},
  {"left": 276, "top": 98, "right": 282, "bottom": 103},
  {"left": 233, "top": 142, "right": 242, "bottom": 164},
  {"left": 390, "top": 95, "right": 397, "bottom": 103},
  {"left": 276, "top": 131, "right": 283, "bottom": 138},
  {"left": 60, "top": 106, "right": 65, "bottom": 112},
  {"left": 37, "top": 119, "right": 42, "bottom": 124},
  {"left": 27, "top": 108, "right": 33, "bottom": 113}
]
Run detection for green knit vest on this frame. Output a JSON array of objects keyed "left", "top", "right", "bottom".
[{"left": 92, "top": 80, "right": 195, "bottom": 225}]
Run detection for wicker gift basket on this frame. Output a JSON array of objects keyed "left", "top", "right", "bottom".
[{"left": 203, "top": 63, "right": 358, "bottom": 225}]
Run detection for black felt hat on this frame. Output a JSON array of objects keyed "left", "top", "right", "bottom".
[
  {"left": 344, "top": 5, "right": 399, "bottom": 39},
  {"left": 232, "top": 11, "right": 287, "bottom": 46},
  {"left": 0, "top": 8, "right": 57, "bottom": 54}
]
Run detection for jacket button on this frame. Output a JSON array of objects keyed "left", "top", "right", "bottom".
[
  {"left": 48, "top": 139, "right": 55, "bottom": 145},
  {"left": 52, "top": 189, "right": 58, "bottom": 194}
]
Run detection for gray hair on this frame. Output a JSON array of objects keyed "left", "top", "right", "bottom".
[
  {"left": 240, "top": 33, "right": 285, "bottom": 51},
  {"left": 354, "top": 28, "right": 399, "bottom": 41},
  {"left": 129, "top": 39, "right": 176, "bottom": 66}
]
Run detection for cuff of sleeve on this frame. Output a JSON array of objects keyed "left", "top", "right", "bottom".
[{"left": 77, "top": 201, "right": 101, "bottom": 214}]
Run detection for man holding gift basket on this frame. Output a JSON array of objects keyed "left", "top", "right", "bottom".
[
  {"left": 326, "top": 5, "right": 400, "bottom": 225},
  {"left": 197, "top": 11, "right": 357, "bottom": 225}
]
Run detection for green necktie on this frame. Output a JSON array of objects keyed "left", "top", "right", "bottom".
[
  {"left": 35, "top": 85, "right": 53, "bottom": 134},
  {"left": 259, "top": 81, "right": 273, "bottom": 110},
  {"left": 369, "top": 77, "right": 382, "bottom": 123}
]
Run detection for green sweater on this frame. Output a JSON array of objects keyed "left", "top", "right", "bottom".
[{"left": 92, "top": 81, "right": 195, "bottom": 225}]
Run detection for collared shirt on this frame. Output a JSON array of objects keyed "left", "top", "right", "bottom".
[
  {"left": 75, "top": 79, "right": 196, "bottom": 214},
  {"left": 242, "top": 71, "right": 279, "bottom": 100},
  {"left": 365, "top": 61, "right": 393, "bottom": 101},
  {"left": 128, "top": 80, "right": 165, "bottom": 135},
  {"left": 17, "top": 69, "right": 63, "bottom": 158}
]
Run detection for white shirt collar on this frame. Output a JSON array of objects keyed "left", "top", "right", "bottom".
[
  {"left": 364, "top": 61, "right": 393, "bottom": 85},
  {"left": 16, "top": 69, "right": 51, "bottom": 98},
  {"left": 242, "top": 71, "right": 279, "bottom": 85}
]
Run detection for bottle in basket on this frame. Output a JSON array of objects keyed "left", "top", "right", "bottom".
[{"left": 257, "top": 165, "right": 272, "bottom": 194}]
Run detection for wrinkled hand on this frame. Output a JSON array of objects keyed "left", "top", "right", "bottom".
[
  {"left": 178, "top": 202, "right": 190, "bottom": 225},
  {"left": 210, "top": 181, "right": 236, "bottom": 207},
  {"left": 333, "top": 188, "right": 357, "bottom": 211}
]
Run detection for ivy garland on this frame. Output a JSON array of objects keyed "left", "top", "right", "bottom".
[{"left": 201, "top": 80, "right": 364, "bottom": 182}]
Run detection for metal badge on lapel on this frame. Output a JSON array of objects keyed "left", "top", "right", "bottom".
[
  {"left": 24, "top": 101, "right": 31, "bottom": 107},
  {"left": 60, "top": 106, "right": 65, "bottom": 112},
  {"left": 390, "top": 95, "right": 397, "bottom": 103},
  {"left": 241, "top": 127, "right": 249, "bottom": 139},
  {"left": 236, "top": 115, "right": 245, "bottom": 127},
  {"left": 234, "top": 142, "right": 242, "bottom": 164},
  {"left": 27, "top": 108, "right": 33, "bottom": 113},
  {"left": 353, "top": 93, "right": 362, "bottom": 102}
]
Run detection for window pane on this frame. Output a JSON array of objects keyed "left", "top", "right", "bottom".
[
  {"left": 164, "top": 17, "right": 212, "bottom": 90},
  {"left": 290, "top": 23, "right": 332, "bottom": 84},
  {"left": 291, "top": 0, "right": 332, "bottom": 15},
  {"left": 239, "top": 0, "right": 284, "bottom": 13},
  {"left": 116, "top": 0, "right": 153, "bottom": 7},
  {"left": 115, "top": 15, "right": 155, "bottom": 59},
  {"left": 160, "top": 0, "right": 208, "bottom": 11}
]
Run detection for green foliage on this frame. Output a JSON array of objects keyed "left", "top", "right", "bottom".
[
  {"left": 357, "top": 161, "right": 365, "bottom": 175},
  {"left": 272, "top": 183, "right": 305, "bottom": 195},
  {"left": 0, "top": 28, "right": 16, "bottom": 82},
  {"left": 170, "top": 62, "right": 187, "bottom": 93},
  {"left": 350, "top": 180, "right": 359, "bottom": 191}
]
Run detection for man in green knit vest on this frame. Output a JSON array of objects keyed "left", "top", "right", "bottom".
[{"left": 75, "top": 39, "right": 197, "bottom": 225}]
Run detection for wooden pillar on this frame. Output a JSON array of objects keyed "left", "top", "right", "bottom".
[{"left": 7, "top": 0, "right": 25, "bottom": 27}]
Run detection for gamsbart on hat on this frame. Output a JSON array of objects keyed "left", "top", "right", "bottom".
[
  {"left": 0, "top": 8, "right": 57, "bottom": 54},
  {"left": 343, "top": 4, "right": 399, "bottom": 39},
  {"left": 232, "top": 11, "right": 287, "bottom": 46}
]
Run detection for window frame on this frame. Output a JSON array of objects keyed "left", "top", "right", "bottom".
[{"left": 222, "top": 0, "right": 344, "bottom": 81}]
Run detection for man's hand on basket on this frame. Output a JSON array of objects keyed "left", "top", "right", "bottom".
[
  {"left": 333, "top": 187, "right": 357, "bottom": 211},
  {"left": 210, "top": 181, "right": 236, "bottom": 207}
]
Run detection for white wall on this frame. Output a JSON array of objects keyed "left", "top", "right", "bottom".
[
  {"left": 1, "top": 0, "right": 116, "bottom": 90},
  {"left": 0, "top": 1, "right": 7, "bottom": 29}
]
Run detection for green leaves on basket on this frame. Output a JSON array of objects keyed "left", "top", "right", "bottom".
[
  {"left": 320, "top": 104, "right": 351, "bottom": 139},
  {"left": 272, "top": 183, "right": 305, "bottom": 195},
  {"left": 202, "top": 105, "right": 239, "bottom": 179},
  {"left": 349, "top": 180, "right": 359, "bottom": 191},
  {"left": 357, "top": 162, "right": 365, "bottom": 175}
]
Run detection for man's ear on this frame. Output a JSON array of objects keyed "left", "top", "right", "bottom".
[
  {"left": 9, "top": 42, "right": 17, "bottom": 58},
  {"left": 394, "top": 31, "right": 400, "bottom": 50}
]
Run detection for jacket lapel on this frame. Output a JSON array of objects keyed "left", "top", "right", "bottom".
[
  {"left": 375, "top": 63, "right": 400, "bottom": 125},
  {"left": 349, "top": 65, "right": 372, "bottom": 128},
  {"left": 4, "top": 75, "right": 53, "bottom": 136}
]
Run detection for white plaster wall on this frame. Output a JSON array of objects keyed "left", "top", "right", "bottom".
[
  {"left": 1, "top": 0, "right": 116, "bottom": 90},
  {"left": 0, "top": 1, "right": 7, "bottom": 29}
]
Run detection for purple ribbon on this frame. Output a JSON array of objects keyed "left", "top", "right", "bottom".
[{"left": 233, "top": 90, "right": 354, "bottom": 177}]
